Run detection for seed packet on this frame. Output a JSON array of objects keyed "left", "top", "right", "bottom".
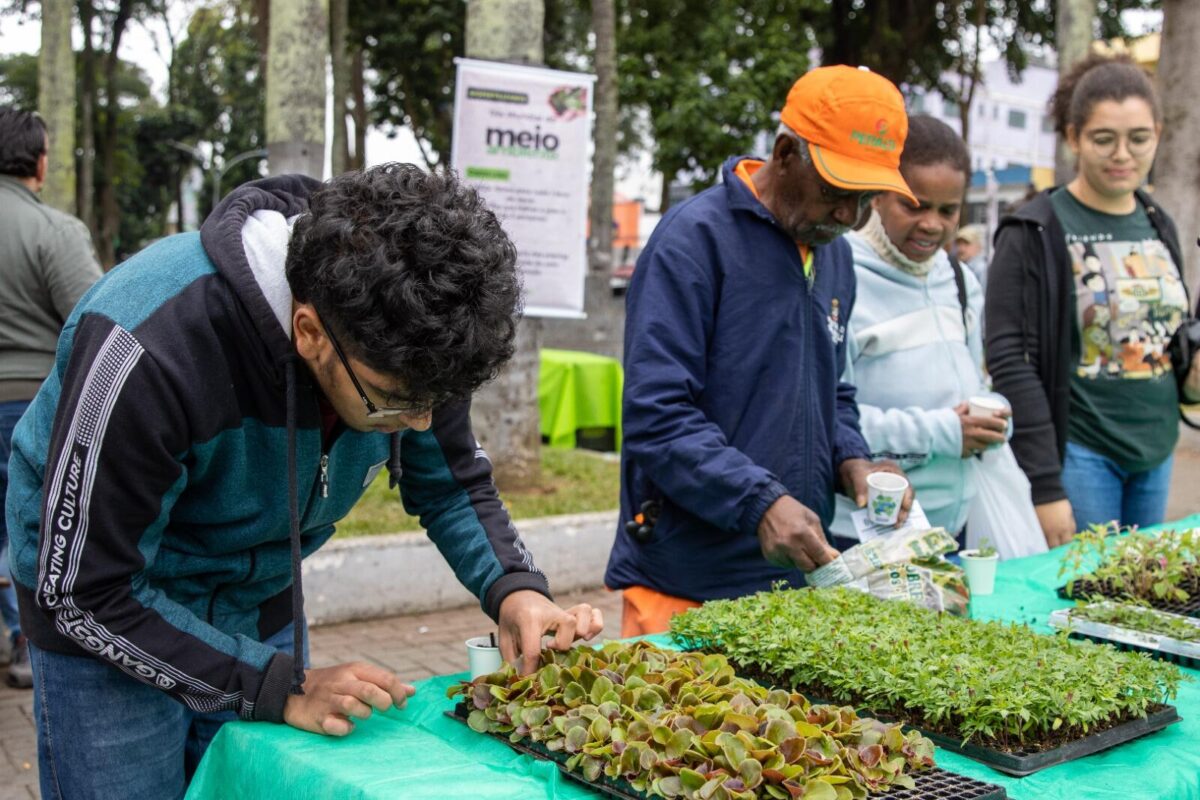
[{"left": 806, "top": 527, "right": 969, "bottom": 615}]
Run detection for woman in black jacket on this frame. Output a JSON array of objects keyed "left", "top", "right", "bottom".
[{"left": 985, "top": 53, "right": 1190, "bottom": 545}]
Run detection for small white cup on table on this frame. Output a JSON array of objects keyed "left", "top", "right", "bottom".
[{"left": 466, "top": 635, "right": 503, "bottom": 680}]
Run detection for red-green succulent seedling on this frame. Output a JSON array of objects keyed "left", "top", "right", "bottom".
[{"left": 449, "top": 640, "right": 934, "bottom": 800}]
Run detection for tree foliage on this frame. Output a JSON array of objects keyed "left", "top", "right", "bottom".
[
  {"left": 170, "top": 0, "right": 266, "bottom": 216},
  {"left": 349, "top": 0, "right": 462, "bottom": 169},
  {"left": 617, "top": 0, "right": 816, "bottom": 208},
  {"left": 0, "top": 50, "right": 177, "bottom": 257}
]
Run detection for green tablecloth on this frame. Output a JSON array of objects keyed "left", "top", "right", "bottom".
[
  {"left": 187, "top": 514, "right": 1200, "bottom": 800},
  {"left": 539, "top": 348, "right": 623, "bottom": 450}
]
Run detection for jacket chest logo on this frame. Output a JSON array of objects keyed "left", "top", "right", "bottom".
[{"left": 826, "top": 298, "right": 845, "bottom": 345}]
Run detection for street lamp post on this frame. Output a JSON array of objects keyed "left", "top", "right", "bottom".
[
  {"left": 167, "top": 141, "right": 269, "bottom": 213},
  {"left": 213, "top": 149, "right": 268, "bottom": 209}
]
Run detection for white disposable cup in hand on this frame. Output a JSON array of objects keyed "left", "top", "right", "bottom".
[
  {"left": 466, "top": 636, "right": 503, "bottom": 680},
  {"left": 866, "top": 472, "right": 909, "bottom": 526},
  {"left": 968, "top": 395, "right": 1007, "bottom": 419}
]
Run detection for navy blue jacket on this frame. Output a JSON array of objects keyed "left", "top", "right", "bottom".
[{"left": 605, "top": 157, "right": 871, "bottom": 602}]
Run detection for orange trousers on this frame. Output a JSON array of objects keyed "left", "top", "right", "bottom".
[{"left": 619, "top": 585, "right": 701, "bottom": 638}]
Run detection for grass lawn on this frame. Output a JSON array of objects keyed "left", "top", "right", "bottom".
[{"left": 333, "top": 447, "right": 621, "bottom": 538}]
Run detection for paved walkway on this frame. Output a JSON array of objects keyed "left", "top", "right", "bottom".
[
  {"left": 0, "top": 587, "right": 622, "bottom": 800},
  {"left": 0, "top": 428, "right": 1196, "bottom": 798}
]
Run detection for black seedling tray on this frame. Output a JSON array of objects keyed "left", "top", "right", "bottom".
[
  {"left": 1057, "top": 580, "right": 1200, "bottom": 618},
  {"left": 910, "top": 705, "right": 1180, "bottom": 777},
  {"left": 727, "top": 663, "right": 1181, "bottom": 778},
  {"left": 790, "top": 693, "right": 1180, "bottom": 777},
  {"left": 448, "top": 703, "right": 1007, "bottom": 800}
]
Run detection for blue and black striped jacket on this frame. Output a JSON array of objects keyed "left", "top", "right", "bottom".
[{"left": 6, "top": 175, "right": 547, "bottom": 722}]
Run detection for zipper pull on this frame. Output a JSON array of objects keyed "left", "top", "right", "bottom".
[{"left": 319, "top": 454, "right": 329, "bottom": 498}]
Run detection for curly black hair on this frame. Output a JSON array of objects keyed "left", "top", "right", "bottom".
[
  {"left": 899, "top": 114, "right": 971, "bottom": 180},
  {"left": 0, "top": 107, "right": 48, "bottom": 178},
  {"left": 1049, "top": 52, "right": 1159, "bottom": 138},
  {"left": 285, "top": 163, "right": 521, "bottom": 404}
]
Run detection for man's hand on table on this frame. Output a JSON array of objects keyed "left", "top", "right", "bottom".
[
  {"left": 756, "top": 495, "right": 839, "bottom": 572},
  {"left": 283, "top": 662, "right": 416, "bottom": 736},
  {"left": 498, "top": 589, "right": 605, "bottom": 674},
  {"left": 839, "top": 458, "right": 915, "bottom": 526}
]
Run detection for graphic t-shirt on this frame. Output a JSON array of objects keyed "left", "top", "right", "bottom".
[{"left": 1051, "top": 188, "right": 1186, "bottom": 471}]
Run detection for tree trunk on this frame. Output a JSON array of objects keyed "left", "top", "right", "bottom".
[
  {"left": 96, "top": 0, "right": 134, "bottom": 268},
  {"left": 465, "top": 0, "right": 545, "bottom": 489},
  {"left": 589, "top": 0, "right": 617, "bottom": 275},
  {"left": 38, "top": 0, "right": 76, "bottom": 214},
  {"left": 1156, "top": 0, "right": 1200, "bottom": 300},
  {"left": 1055, "top": 0, "right": 1097, "bottom": 184},
  {"left": 255, "top": 0, "right": 270, "bottom": 93},
  {"left": 329, "top": 0, "right": 351, "bottom": 175},
  {"left": 466, "top": 0, "right": 544, "bottom": 64},
  {"left": 351, "top": 45, "right": 367, "bottom": 170},
  {"left": 956, "top": 0, "right": 986, "bottom": 148},
  {"left": 659, "top": 171, "right": 672, "bottom": 215},
  {"left": 78, "top": 1, "right": 97, "bottom": 239},
  {"left": 266, "top": 0, "right": 328, "bottom": 177}
]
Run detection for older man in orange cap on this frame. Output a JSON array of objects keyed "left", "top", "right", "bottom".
[{"left": 606, "top": 65, "right": 918, "bottom": 636}]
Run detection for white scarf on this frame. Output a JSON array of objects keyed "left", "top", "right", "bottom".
[{"left": 859, "top": 209, "right": 937, "bottom": 278}]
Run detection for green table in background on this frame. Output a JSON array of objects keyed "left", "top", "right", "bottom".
[
  {"left": 186, "top": 515, "right": 1200, "bottom": 800},
  {"left": 539, "top": 348, "right": 623, "bottom": 451}
]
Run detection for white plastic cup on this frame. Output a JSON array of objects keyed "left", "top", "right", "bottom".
[
  {"left": 466, "top": 636, "right": 503, "bottom": 680},
  {"left": 968, "top": 396, "right": 1007, "bottom": 419},
  {"left": 866, "top": 472, "right": 909, "bottom": 526},
  {"left": 960, "top": 551, "right": 999, "bottom": 596}
]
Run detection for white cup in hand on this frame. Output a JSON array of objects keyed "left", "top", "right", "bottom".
[
  {"left": 968, "top": 395, "right": 1006, "bottom": 419},
  {"left": 866, "top": 472, "right": 909, "bottom": 526}
]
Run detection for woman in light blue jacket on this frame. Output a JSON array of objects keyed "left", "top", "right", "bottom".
[{"left": 830, "top": 115, "right": 1009, "bottom": 548}]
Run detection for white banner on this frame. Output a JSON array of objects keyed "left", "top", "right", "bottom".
[{"left": 451, "top": 58, "right": 596, "bottom": 319}]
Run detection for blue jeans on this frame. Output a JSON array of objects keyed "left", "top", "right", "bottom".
[
  {"left": 1061, "top": 441, "right": 1175, "bottom": 530},
  {"left": 30, "top": 620, "right": 309, "bottom": 800},
  {"left": 0, "top": 400, "right": 29, "bottom": 641}
]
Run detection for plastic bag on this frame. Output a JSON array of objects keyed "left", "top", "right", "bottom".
[{"left": 966, "top": 443, "right": 1047, "bottom": 560}]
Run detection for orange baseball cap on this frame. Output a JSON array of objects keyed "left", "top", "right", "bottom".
[{"left": 780, "top": 65, "right": 917, "bottom": 204}]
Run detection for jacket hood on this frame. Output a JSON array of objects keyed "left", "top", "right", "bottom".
[{"left": 200, "top": 174, "right": 322, "bottom": 370}]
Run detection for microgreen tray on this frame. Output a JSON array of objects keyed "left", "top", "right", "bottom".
[
  {"left": 1048, "top": 604, "right": 1200, "bottom": 670},
  {"left": 448, "top": 703, "right": 1008, "bottom": 800},
  {"left": 902, "top": 704, "right": 1180, "bottom": 777},
  {"left": 781, "top": 693, "right": 1181, "bottom": 778},
  {"left": 1057, "top": 579, "right": 1200, "bottom": 617},
  {"left": 728, "top": 663, "right": 1179, "bottom": 778}
]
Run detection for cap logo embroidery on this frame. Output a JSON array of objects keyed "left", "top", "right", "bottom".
[{"left": 849, "top": 129, "right": 897, "bottom": 151}]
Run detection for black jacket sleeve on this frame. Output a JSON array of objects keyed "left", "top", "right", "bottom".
[
  {"left": 398, "top": 399, "right": 550, "bottom": 621},
  {"left": 985, "top": 223, "right": 1066, "bottom": 505}
]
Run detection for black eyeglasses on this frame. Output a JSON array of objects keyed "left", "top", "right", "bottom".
[{"left": 321, "top": 318, "right": 433, "bottom": 418}]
